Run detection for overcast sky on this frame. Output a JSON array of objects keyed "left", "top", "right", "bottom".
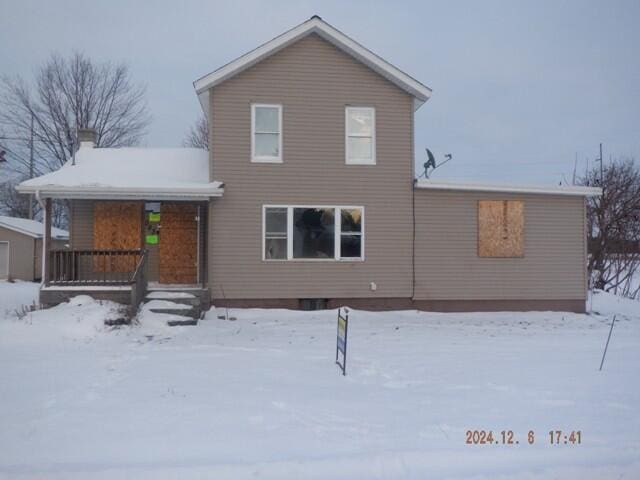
[{"left": 2, "top": 0, "right": 639, "bottom": 184}]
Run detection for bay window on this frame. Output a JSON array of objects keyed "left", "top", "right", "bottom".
[
  {"left": 345, "top": 106, "right": 375, "bottom": 164},
  {"left": 263, "top": 206, "right": 364, "bottom": 261},
  {"left": 251, "top": 104, "right": 282, "bottom": 162}
]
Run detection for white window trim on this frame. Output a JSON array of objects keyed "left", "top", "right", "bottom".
[
  {"left": 251, "top": 103, "right": 283, "bottom": 163},
  {"left": 345, "top": 106, "right": 376, "bottom": 165},
  {"left": 262, "top": 205, "right": 365, "bottom": 262}
]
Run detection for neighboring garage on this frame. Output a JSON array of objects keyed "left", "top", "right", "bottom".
[{"left": 0, "top": 216, "right": 68, "bottom": 281}]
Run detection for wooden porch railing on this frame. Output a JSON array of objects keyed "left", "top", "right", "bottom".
[{"left": 48, "top": 249, "right": 147, "bottom": 286}]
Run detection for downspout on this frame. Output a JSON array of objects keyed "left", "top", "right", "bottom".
[
  {"left": 35, "top": 190, "right": 46, "bottom": 287},
  {"left": 32, "top": 235, "right": 36, "bottom": 281},
  {"left": 411, "top": 179, "right": 416, "bottom": 301}
]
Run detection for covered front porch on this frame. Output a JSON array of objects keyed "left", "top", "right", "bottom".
[
  {"left": 38, "top": 199, "right": 212, "bottom": 314},
  {"left": 16, "top": 141, "right": 223, "bottom": 314}
]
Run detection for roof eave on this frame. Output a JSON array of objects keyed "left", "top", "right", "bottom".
[
  {"left": 16, "top": 184, "right": 225, "bottom": 201},
  {"left": 0, "top": 222, "right": 40, "bottom": 238},
  {"left": 415, "top": 179, "right": 602, "bottom": 197},
  {"left": 0, "top": 221, "right": 68, "bottom": 240}
]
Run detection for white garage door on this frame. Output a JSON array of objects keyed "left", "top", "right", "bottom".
[{"left": 0, "top": 242, "right": 8, "bottom": 279}]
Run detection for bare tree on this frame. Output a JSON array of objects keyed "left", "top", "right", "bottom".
[
  {"left": 0, "top": 177, "right": 30, "bottom": 218},
  {"left": 579, "top": 157, "right": 640, "bottom": 299},
  {"left": 0, "top": 52, "right": 150, "bottom": 226},
  {"left": 183, "top": 115, "right": 208, "bottom": 150}
]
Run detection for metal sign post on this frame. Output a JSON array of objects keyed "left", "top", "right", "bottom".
[
  {"left": 336, "top": 307, "right": 349, "bottom": 375},
  {"left": 599, "top": 315, "right": 617, "bottom": 371}
]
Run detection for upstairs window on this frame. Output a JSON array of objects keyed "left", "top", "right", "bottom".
[
  {"left": 345, "top": 107, "right": 375, "bottom": 165},
  {"left": 251, "top": 104, "right": 282, "bottom": 163}
]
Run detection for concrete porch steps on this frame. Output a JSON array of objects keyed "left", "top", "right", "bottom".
[
  {"left": 146, "top": 285, "right": 210, "bottom": 311},
  {"left": 144, "top": 299, "right": 199, "bottom": 319},
  {"left": 166, "top": 316, "right": 198, "bottom": 327},
  {"left": 145, "top": 291, "right": 201, "bottom": 307},
  {"left": 143, "top": 292, "right": 203, "bottom": 326}
]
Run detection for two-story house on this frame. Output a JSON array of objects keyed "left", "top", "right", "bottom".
[{"left": 18, "top": 16, "right": 600, "bottom": 318}]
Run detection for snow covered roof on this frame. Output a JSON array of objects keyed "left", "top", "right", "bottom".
[
  {"left": 193, "top": 16, "right": 432, "bottom": 115},
  {"left": 415, "top": 179, "right": 602, "bottom": 196},
  {"left": 16, "top": 147, "right": 224, "bottom": 200},
  {"left": 0, "top": 215, "right": 68, "bottom": 240}
]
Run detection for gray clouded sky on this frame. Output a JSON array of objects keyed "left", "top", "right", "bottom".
[{"left": 1, "top": 0, "right": 639, "bottom": 184}]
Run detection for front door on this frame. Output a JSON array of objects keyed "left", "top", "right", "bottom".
[{"left": 159, "top": 203, "right": 198, "bottom": 284}]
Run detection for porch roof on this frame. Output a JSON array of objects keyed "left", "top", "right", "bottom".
[{"left": 16, "top": 147, "right": 224, "bottom": 200}]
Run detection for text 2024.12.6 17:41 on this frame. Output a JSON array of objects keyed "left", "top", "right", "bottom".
[{"left": 466, "top": 430, "right": 582, "bottom": 445}]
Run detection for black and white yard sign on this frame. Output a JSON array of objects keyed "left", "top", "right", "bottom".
[{"left": 335, "top": 307, "right": 349, "bottom": 375}]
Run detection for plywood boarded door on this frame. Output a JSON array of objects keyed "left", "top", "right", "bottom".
[{"left": 159, "top": 203, "right": 198, "bottom": 284}]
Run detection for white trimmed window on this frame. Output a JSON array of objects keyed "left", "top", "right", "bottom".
[
  {"left": 264, "top": 207, "right": 288, "bottom": 260},
  {"left": 263, "top": 206, "right": 364, "bottom": 261},
  {"left": 345, "top": 106, "right": 375, "bottom": 164},
  {"left": 251, "top": 103, "right": 282, "bottom": 162}
]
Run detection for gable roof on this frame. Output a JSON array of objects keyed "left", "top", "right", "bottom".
[
  {"left": 16, "top": 147, "right": 224, "bottom": 200},
  {"left": 0, "top": 215, "right": 68, "bottom": 240},
  {"left": 193, "top": 16, "right": 432, "bottom": 115}
]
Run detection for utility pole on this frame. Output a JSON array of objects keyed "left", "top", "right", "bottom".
[
  {"left": 28, "top": 113, "right": 34, "bottom": 219},
  {"left": 599, "top": 143, "right": 603, "bottom": 187}
]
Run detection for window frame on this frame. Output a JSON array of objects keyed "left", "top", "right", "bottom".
[
  {"left": 262, "top": 205, "right": 365, "bottom": 262},
  {"left": 263, "top": 206, "right": 288, "bottom": 260},
  {"left": 251, "top": 103, "right": 283, "bottom": 163},
  {"left": 338, "top": 208, "right": 364, "bottom": 259},
  {"left": 345, "top": 106, "right": 376, "bottom": 165}
]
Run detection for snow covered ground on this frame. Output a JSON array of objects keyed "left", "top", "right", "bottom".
[
  {"left": 0, "top": 281, "right": 40, "bottom": 319},
  {"left": 0, "top": 283, "right": 638, "bottom": 479}
]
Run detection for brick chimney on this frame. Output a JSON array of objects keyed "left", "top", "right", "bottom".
[{"left": 77, "top": 128, "right": 97, "bottom": 148}]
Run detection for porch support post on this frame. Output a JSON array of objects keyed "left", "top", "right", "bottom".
[
  {"left": 200, "top": 202, "right": 208, "bottom": 289},
  {"left": 196, "top": 204, "right": 201, "bottom": 287},
  {"left": 42, "top": 197, "right": 51, "bottom": 285}
]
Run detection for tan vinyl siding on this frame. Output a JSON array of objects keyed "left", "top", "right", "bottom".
[
  {"left": 208, "top": 33, "right": 414, "bottom": 299},
  {"left": 413, "top": 189, "right": 587, "bottom": 300},
  {"left": 70, "top": 200, "right": 94, "bottom": 249},
  {"left": 0, "top": 226, "right": 66, "bottom": 281},
  {"left": 0, "top": 226, "right": 36, "bottom": 281}
]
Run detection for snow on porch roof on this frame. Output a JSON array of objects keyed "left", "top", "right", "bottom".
[
  {"left": 16, "top": 147, "right": 224, "bottom": 200},
  {"left": 0, "top": 215, "right": 68, "bottom": 240}
]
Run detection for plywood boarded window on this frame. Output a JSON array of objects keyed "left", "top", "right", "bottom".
[
  {"left": 478, "top": 200, "right": 524, "bottom": 258},
  {"left": 93, "top": 202, "right": 142, "bottom": 272}
]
